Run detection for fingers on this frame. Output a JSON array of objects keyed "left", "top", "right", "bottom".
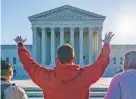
[
  {"left": 17, "top": 36, "right": 20, "bottom": 39},
  {"left": 16, "top": 36, "right": 22, "bottom": 38},
  {"left": 105, "top": 33, "right": 107, "bottom": 38},
  {"left": 24, "top": 38, "right": 27, "bottom": 41},
  {"left": 108, "top": 32, "right": 114, "bottom": 39},
  {"left": 101, "top": 39, "right": 104, "bottom": 43},
  {"left": 14, "top": 36, "right": 26, "bottom": 43},
  {"left": 111, "top": 34, "right": 114, "bottom": 38},
  {"left": 14, "top": 39, "right": 17, "bottom": 41},
  {"left": 109, "top": 32, "right": 112, "bottom": 35},
  {"left": 107, "top": 32, "right": 114, "bottom": 38},
  {"left": 108, "top": 32, "right": 111, "bottom": 38},
  {"left": 23, "top": 38, "right": 27, "bottom": 43},
  {"left": 103, "top": 32, "right": 114, "bottom": 44},
  {"left": 107, "top": 32, "right": 112, "bottom": 38}
]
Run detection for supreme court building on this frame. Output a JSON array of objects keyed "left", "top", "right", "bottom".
[
  {"left": 3, "top": 5, "right": 135, "bottom": 77},
  {"left": 29, "top": 5, "right": 105, "bottom": 67}
]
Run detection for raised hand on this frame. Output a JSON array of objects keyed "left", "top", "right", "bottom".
[
  {"left": 14, "top": 36, "right": 27, "bottom": 44},
  {"left": 102, "top": 32, "right": 114, "bottom": 44}
]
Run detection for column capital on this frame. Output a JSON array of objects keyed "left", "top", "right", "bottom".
[
  {"left": 59, "top": 26, "right": 64, "bottom": 29},
  {"left": 50, "top": 27, "right": 55, "bottom": 32},
  {"left": 88, "top": 27, "right": 94, "bottom": 32},
  {"left": 79, "top": 26, "right": 84, "bottom": 29},
  {"left": 70, "top": 27, "right": 75, "bottom": 32},
  {"left": 79, "top": 27, "right": 84, "bottom": 32},
  {"left": 31, "top": 27, "right": 37, "bottom": 31},
  {"left": 41, "top": 27, "right": 46, "bottom": 30},
  {"left": 70, "top": 27, "right": 75, "bottom": 29},
  {"left": 97, "top": 26, "right": 103, "bottom": 31},
  {"left": 91, "top": 26, "right": 103, "bottom": 31},
  {"left": 88, "top": 26, "right": 94, "bottom": 29},
  {"left": 50, "top": 27, "right": 55, "bottom": 30},
  {"left": 60, "top": 27, "right": 64, "bottom": 31}
]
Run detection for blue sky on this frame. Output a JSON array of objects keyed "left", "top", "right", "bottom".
[{"left": 1, "top": 0, "right": 136, "bottom": 45}]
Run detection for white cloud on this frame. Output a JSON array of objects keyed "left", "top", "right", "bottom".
[{"left": 103, "top": 0, "right": 136, "bottom": 44}]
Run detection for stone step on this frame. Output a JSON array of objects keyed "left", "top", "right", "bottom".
[
  {"left": 26, "top": 91, "right": 106, "bottom": 97},
  {"left": 90, "top": 88, "right": 108, "bottom": 92},
  {"left": 24, "top": 88, "right": 108, "bottom": 92}
]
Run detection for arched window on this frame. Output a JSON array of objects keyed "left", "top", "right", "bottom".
[{"left": 13, "top": 57, "right": 16, "bottom": 64}]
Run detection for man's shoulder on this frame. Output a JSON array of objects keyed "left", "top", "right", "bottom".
[
  {"left": 5, "top": 85, "right": 25, "bottom": 93},
  {"left": 4, "top": 85, "right": 28, "bottom": 98},
  {"left": 111, "top": 73, "right": 122, "bottom": 83},
  {"left": 113, "top": 71, "right": 132, "bottom": 82}
]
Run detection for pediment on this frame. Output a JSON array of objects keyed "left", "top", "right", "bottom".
[{"left": 29, "top": 5, "right": 106, "bottom": 19}]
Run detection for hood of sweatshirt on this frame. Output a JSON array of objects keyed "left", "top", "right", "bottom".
[{"left": 54, "top": 64, "right": 80, "bottom": 82}]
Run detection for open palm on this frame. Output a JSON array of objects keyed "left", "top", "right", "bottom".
[
  {"left": 102, "top": 32, "right": 114, "bottom": 44},
  {"left": 14, "top": 36, "right": 26, "bottom": 44}
]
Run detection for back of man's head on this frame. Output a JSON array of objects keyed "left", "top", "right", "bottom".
[
  {"left": 124, "top": 51, "right": 136, "bottom": 70},
  {"left": 1, "top": 60, "right": 13, "bottom": 79},
  {"left": 57, "top": 43, "right": 75, "bottom": 64}
]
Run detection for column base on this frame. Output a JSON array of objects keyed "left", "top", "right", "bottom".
[
  {"left": 88, "top": 61, "right": 93, "bottom": 65},
  {"left": 41, "top": 62, "right": 46, "bottom": 66},
  {"left": 49, "top": 63, "right": 55, "bottom": 69},
  {"left": 79, "top": 61, "right": 85, "bottom": 67}
]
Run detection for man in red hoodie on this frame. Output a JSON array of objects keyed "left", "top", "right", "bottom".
[{"left": 14, "top": 32, "right": 114, "bottom": 99}]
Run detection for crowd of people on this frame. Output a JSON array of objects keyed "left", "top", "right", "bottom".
[{"left": 1, "top": 32, "right": 136, "bottom": 99}]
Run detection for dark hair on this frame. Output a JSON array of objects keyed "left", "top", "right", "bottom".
[
  {"left": 124, "top": 51, "right": 136, "bottom": 70},
  {"left": 1, "top": 60, "right": 12, "bottom": 76},
  {"left": 57, "top": 43, "right": 75, "bottom": 64}
]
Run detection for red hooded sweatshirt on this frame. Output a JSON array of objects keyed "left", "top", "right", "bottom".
[{"left": 18, "top": 43, "right": 110, "bottom": 99}]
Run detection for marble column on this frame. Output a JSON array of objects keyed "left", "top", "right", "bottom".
[
  {"left": 79, "top": 27, "right": 84, "bottom": 66},
  {"left": 41, "top": 27, "right": 46, "bottom": 65},
  {"left": 37, "top": 30, "right": 41, "bottom": 63},
  {"left": 97, "top": 27, "right": 103, "bottom": 56},
  {"left": 95, "top": 32, "right": 98, "bottom": 60},
  {"left": 88, "top": 27, "right": 93, "bottom": 64},
  {"left": 70, "top": 27, "right": 74, "bottom": 48},
  {"left": 60, "top": 27, "right": 64, "bottom": 45},
  {"left": 50, "top": 27, "right": 55, "bottom": 66},
  {"left": 32, "top": 27, "right": 37, "bottom": 61}
]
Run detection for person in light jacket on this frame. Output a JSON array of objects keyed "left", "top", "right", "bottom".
[
  {"left": 1, "top": 60, "right": 28, "bottom": 99},
  {"left": 105, "top": 51, "right": 136, "bottom": 99}
]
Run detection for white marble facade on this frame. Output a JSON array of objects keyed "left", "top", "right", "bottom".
[
  {"left": 1, "top": 44, "right": 136, "bottom": 77},
  {"left": 29, "top": 5, "right": 105, "bottom": 67}
]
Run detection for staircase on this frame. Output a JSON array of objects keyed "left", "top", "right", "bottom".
[{"left": 24, "top": 88, "right": 107, "bottom": 98}]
